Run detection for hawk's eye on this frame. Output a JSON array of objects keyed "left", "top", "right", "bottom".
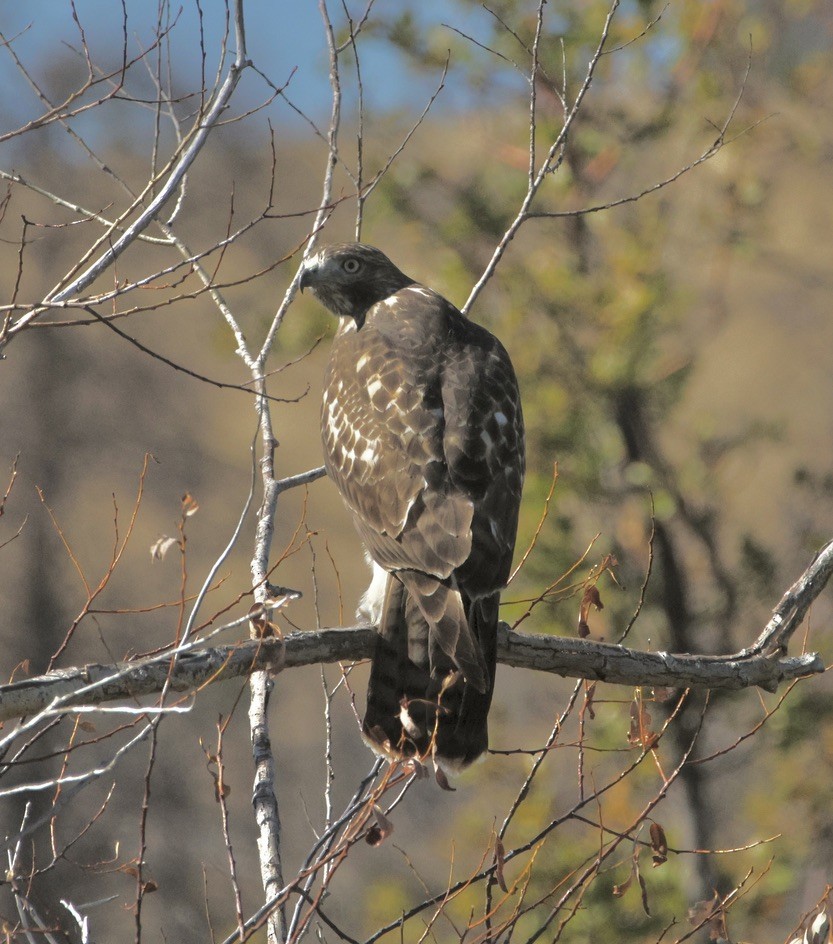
[{"left": 342, "top": 257, "right": 362, "bottom": 274}]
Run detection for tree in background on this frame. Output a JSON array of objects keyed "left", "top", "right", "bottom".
[
  {"left": 0, "top": 2, "right": 831, "bottom": 942},
  {"left": 369, "top": 0, "right": 833, "bottom": 911}
]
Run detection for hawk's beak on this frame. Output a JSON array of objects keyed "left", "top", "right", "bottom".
[{"left": 299, "top": 262, "right": 317, "bottom": 293}]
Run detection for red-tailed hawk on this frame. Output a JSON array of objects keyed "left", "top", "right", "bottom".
[{"left": 301, "top": 244, "right": 524, "bottom": 772}]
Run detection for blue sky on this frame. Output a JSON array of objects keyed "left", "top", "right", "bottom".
[
  {"left": 0, "top": 1, "right": 510, "bottom": 135},
  {"left": 0, "top": 1, "right": 691, "bottom": 158}
]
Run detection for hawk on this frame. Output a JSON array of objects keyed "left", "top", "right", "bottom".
[{"left": 300, "top": 244, "right": 524, "bottom": 772}]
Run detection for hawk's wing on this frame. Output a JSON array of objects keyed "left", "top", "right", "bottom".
[
  {"left": 322, "top": 285, "right": 523, "bottom": 593},
  {"left": 439, "top": 309, "right": 525, "bottom": 596}
]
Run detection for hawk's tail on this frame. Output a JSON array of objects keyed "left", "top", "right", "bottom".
[{"left": 362, "top": 573, "right": 498, "bottom": 771}]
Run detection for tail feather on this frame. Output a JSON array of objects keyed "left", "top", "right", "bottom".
[
  {"left": 397, "top": 570, "right": 488, "bottom": 693},
  {"left": 362, "top": 572, "right": 498, "bottom": 769}
]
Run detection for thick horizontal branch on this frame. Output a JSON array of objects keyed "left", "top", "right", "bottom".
[
  {"left": 0, "top": 539, "right": 828, "bottom": 723},
  {"left": 0, "top": 627, "right": 821, "bottom": 725},
  {"left": 497, "top": 628, "right": 822, "bottom": 692},
  {"left": 0, "top": 640, "right": 288, "bottom": 723}
]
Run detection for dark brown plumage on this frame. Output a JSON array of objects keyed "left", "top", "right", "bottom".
[{"left": 301, "top": 243, "right": 524, "bottom": 772}]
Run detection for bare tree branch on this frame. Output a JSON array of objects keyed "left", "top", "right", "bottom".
[
  {"left": 0, "top": 0, "right": 253, "bottom": 349},
  {"left": 0, "top": 629, "right": 818, "bottom": 727},
  {"left": 0, "top": 639, "right": 285, "bottom": 725},
  {"left": 2, "top": 537, "right": 828, "bottom": 724},
  {"left": 463, "top": 0, "right": 621, "bottom": 315},
  {"left": 741, "top": 537, "right": 833, "bottom": 656},
  {"left": 499, "top": 629, "right": 821, "bottom": 693}
]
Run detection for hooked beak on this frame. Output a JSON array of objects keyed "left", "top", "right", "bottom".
[{"left": 299, "top": 260, "right": 318, "bottom": 293}]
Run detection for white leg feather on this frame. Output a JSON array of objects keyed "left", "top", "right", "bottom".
[{"left": 356, "top": 556, "right": 388, "bottom": 626}]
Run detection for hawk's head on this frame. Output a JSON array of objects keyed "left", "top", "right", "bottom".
[{"left": 300, "top": 243, "right": 414, "bottom": 324}]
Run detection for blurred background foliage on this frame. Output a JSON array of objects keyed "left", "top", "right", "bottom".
[{"left": 0, "top": 0, "right": 832, "bottom": 940}]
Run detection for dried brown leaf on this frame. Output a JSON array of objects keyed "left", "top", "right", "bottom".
[
  {"left": 687, "top": 899, "right": 708, "bottom": 924},
  {"left": 247, "top": 602, "right": 281, "bottom": 639},
  {"left": 181, "top": 492, "right": 199, "bottom": 517},
  {"left": 435, "top": 766, "right": 456, "bottom": 792},
  {"left": 404, "top": 758, "right": 429, "bottom": 780},
  {"left": 627, "top": 697, "right": 659, "bottom": 750},
  {"left": 248, "top": 602, "right": 267, "bottom": 636},
  {"left": 710, "top": 911, "right": 728, "bottom": 941},
  {"left": 494, "top": 838, "right": 508, "bottom": 893},
  {"left": 688, "top": 894, "right": 727, "bottom": 941},
  {"left": 627, "top": 700, "right": 641, "bottom": 746},
  {"left": 649, "top": 821, "right": 668, "bottom": 867},
  {"left": 612, "top": 869, "right": 633, "bottom": 898},
  {"left": 578, "top": 584, "right": 604, "bottom": 637},
  {"left": 637, "top": 869, "right": 650, "bottom": 916},
  {"left": 615, "top": 843, "right": 648, "bottom": 909}
]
